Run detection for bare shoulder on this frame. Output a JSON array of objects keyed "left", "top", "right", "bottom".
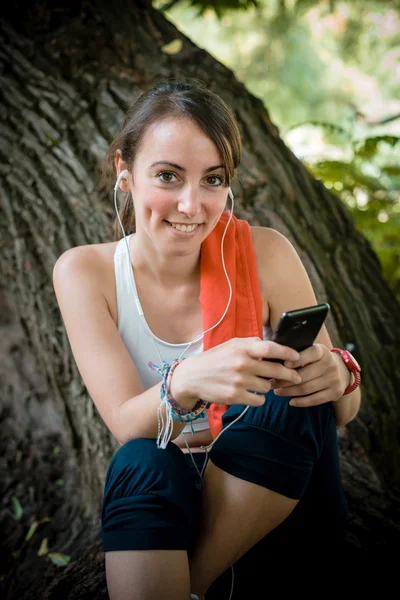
[
  {"left": 53, "top": 240, "right": 119, "bottom": 322},
  {"left": 250, "top": 226, "right": 298, "bottom": 268},
  {"left": 53, "top": 240, "right": 117, "bottom": 279},
  {"left": 249, "top": 227, "right": 298, "bottom": 324},
  {"left": 250, "top": 225, "right": 293, "bottom": 248}
]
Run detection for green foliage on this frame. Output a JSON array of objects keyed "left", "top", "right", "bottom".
[
  {"left": 154, "top": 0, "right": 400, "bottom": 299},
  {"left": 159, "top": 0, "right": 258, "bottom": 18},
  {"left": 305, "top": 133, "right": 400, "bottom": 301}
]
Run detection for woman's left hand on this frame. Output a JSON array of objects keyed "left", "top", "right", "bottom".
[{"left": 271, "top": 343, "right": 350, "bottom": 407}]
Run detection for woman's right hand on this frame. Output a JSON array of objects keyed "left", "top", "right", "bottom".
[{"left": 170, "top": 337, "right": 302, "bottom": 408}]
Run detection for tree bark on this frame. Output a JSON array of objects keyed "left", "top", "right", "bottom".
[{"left": 1, "top": 1, "right": 399, "bottom": 598}]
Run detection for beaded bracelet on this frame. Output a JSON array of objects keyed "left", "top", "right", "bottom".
[{"left": 148, "top": 359, "right": 209, "bottom": 449}]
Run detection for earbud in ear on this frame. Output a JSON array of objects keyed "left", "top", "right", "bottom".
[
  {"left": 114, "top": 169, "right": 129, "bottom": 191},
  {"left": 228, "top": 188, "right": 234, "bottom": 201}
]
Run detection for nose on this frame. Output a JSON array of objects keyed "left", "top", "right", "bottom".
[{"left": 177, "top": 186, "right": 201, "bottom": 218}]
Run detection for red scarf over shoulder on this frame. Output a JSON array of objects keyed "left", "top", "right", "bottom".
[{"left": 200, "top": 211, "right": 263, "bottom": 439}]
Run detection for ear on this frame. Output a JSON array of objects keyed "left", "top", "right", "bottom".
[{"left": 115, "top": 150, "right": 130, "bottom": 192}]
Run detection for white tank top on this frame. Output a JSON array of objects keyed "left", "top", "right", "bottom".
[{"left": 114, "top": 233, "right": 209, "bottom": 433}]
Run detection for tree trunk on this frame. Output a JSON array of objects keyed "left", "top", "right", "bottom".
[{"left": 1, "top": 1, "right": 399, "bottom": 597}]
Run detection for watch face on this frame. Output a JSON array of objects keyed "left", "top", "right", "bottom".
[{"left": 346, "top": 351, "right": 361, "bottom": 372}]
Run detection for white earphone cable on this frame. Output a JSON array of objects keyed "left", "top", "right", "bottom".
[
  {"left": 114, "top": 170, "right": 234, "bottom": 362},
  {"left": 114, "top": 171, "right": 245, "bottom": 600},
  {"left": 114, "top": 172, "right": 250, "bottom": 451}
]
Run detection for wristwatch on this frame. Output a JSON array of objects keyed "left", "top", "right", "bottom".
[{"left": 331, "top": 348, "right": 361, "bottom": 395}]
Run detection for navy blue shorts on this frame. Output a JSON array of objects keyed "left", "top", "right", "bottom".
[{"left": 101, "top": 390, "right": 348, "bottom": 552}]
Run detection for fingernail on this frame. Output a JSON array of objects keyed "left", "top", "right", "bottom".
[{"left": 274, "top": 388, "right": 281, "bottom": 395}]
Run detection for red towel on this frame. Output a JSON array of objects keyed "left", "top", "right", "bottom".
[{"left": 200, "top": 211, "right": 263, "bottom": 439}]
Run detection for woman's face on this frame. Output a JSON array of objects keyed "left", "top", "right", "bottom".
[{"left": 126, "top": 117, "right": 230, "bottom": 257}]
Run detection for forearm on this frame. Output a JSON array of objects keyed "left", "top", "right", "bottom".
[{"left": 333, "top": 385, "right": 361, "bottom": 428}]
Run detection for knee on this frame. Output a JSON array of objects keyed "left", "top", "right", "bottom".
[
  {"left": 101, "top": 438, "right": 196, "bottom": 538},
  {"left": 104, "top": 438, "right": 190, "bottom": 500},
  {"left": 112, "top": 437, "right": 185, "bottom": 473}
]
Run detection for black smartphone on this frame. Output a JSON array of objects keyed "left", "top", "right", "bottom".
[{"left": 266, "top": 303, "right": 330, "bottom": 364}]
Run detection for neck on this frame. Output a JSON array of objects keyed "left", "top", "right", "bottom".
[{"left": 130, "top": 232, "right": 201, "bottom": 289}]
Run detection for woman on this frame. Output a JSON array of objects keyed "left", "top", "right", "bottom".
[{"left": 53, "top": 79, "right": 361, "bottom": 599}]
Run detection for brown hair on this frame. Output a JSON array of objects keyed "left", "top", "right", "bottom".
[{"left": 99, "top": 78, "right": 242, "bottom": 240}]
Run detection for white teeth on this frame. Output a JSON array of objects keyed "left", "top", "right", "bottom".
[{"left": 170, "top": 223, "right": 198, "bottom": 232}]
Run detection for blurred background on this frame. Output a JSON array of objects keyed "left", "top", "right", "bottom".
[
  {"left": 1, "top": 3, "right": 399, "bottom": 596},
  {"left": 155, "top": 0, "right": 400, "bottom": 301}
]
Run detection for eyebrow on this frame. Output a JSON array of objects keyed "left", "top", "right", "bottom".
[{"left": 149, "top": 161, "right": 224, "bottom": 173}]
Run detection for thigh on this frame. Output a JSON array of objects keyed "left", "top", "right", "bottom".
[
  {"left": 208, "top": 390, "right": 335, "bottom": 500},
  {"left": 207, "top": 391, "right": 347, "bottom": 556}
]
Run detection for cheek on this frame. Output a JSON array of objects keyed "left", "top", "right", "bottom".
[
  {"left": 142, "top": 191, "right": 173, "bottom": 216},
  {"left": 206, "top": 195, "right": 227, "bottom": 217}
]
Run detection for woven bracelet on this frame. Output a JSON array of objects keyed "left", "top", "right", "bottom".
[{"left": 149, "top": 359, "right": 209, "bottom": 423}]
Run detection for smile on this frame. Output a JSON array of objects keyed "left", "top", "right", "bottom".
[{"left": 167, "top": 222, "right": 200, "bottom": 233}]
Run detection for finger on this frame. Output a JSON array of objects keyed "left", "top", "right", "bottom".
[
  {"left": 271, "top": 363, "right": 318, "bottom": 388},
  {"left": 289, "top": 390, "right": 332, "bottom": 408},
  {"left": 284, "top": 344, "right": 325, "bottom": 370},
  {"left": 269, "top": 378, "right": 293, "bottom": 389},
  {"left": 241, "top": 390, "right": 266, "bottom": 407},
  {"left": 274, "top": 374, "right": 325, "bottom": 397},
  {"left": 248, "top": 340, "right": 300, "bottom": 363},
  {"left": 255, "top": 361, "right": 302, "bottom": 385},
  {"left": 250, "top": 377, "right": 272, "bottom": 395}
]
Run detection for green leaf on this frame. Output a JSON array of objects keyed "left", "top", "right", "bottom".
[
  {"left": 25, "top": 521, "right": 39, "bottom": 541},
  {"left": 39, "top": 516, "right": 52, "bottom": 525},
  {"left": 12, "top": 496, "right": 23, "bottom": 520},
  {"left": 161, "top": 39, "right": 183, "bottom": 54},
  {"left": 354, "top": 136, "right": 399, "bottom": 159},
  {"left": 381, "top": 166, "right": 400, "bottom": 177},
  {"left": 38, "top": 537, "right": 49, "bottom": 556},
  {"left": 48, "top": 552, "right": 71, "bottom": 567}
]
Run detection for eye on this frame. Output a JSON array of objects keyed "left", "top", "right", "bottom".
[
  {"left": 206, "top": 175, "right": 225, "bottom": 186},
  {"left": 156, "top": 171, "right": 178, "bottom": 184}
]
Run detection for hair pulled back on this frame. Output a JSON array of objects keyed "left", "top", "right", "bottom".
[{"left": 99, "top": 78, "right": 242, "bottom": 240}]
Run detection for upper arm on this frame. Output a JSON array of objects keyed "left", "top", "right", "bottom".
[
  {"left": 52, "top": 247, "right": 145, "bottom": 437},
  {"left": 252, "top": 227, "right": 333, "bottom": 348}
]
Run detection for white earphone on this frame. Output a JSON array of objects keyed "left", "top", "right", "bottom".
[{"left": 114, "top": 169, "right": 129, "bottom": 191}]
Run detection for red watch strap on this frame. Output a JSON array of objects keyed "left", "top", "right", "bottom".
[
  {"left": 343, "top": 371, "right": 361, "bottom": 395},
  {"left": 330, "top": 348, "right": 361, "bottom": 395}
]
